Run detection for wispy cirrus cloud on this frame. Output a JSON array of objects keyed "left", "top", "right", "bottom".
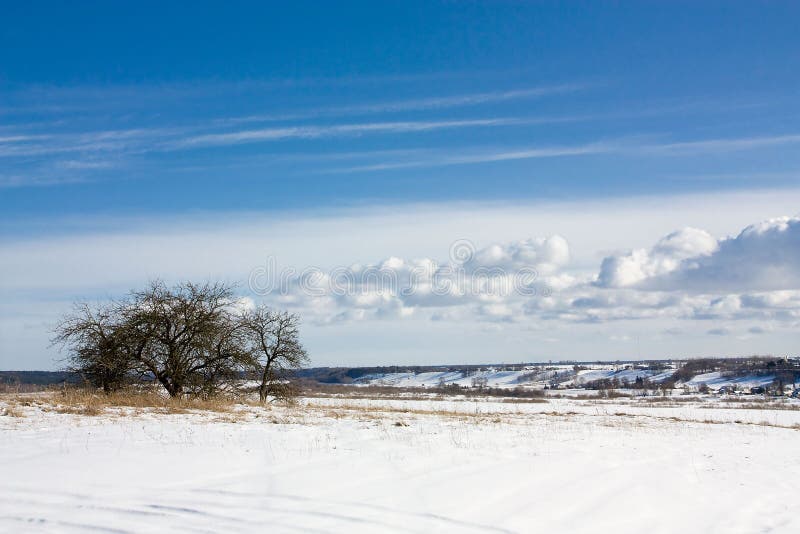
[
  {"left": 0, "top": 134, "right": 53, "bottom": 143},
  {"left": 0, "top": 127, "right": 184, "bottom": 158},
  {"left": 325, "top": 133, "right": 800, "bottom": 173},
  {"left": 0, "top": 174, "right": 91, "bottom": 189},
  {"left": 56, "top": 159, "right": 116, "bottom": 170},
  {"left": 7, "top": 126, "right": 800, "bottom": 191},
  {"left": 643, "top": 133, "right": 800, "bottom": 154},
  {"left": 223, "top": 84, "right": 587, "bottom": 124},
  {"left": 329, "top": 142, "right": 616, "bottom": 173},
  {"left": 338, "top": 84, "right": 586, "bottom": 113},
  {"left": 170, "top": 118, "right": 523, "bottom": 148},
  {"left": 1, "top": 117, "right": 528, "bottom": 158},
  {"left": 5, "top": 88, "right": 800, "bottom": 192},
  {"left": 6, "top": 125, "right": 800, "bottom": 166}
]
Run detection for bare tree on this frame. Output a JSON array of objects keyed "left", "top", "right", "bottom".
[
  {"left": 240, "top": 306, "right": 309, "bottom": 402},
  {"left": 471, "top": 376, "right": 488, "bottom": 390},
  {"left": 53, "top": 302, "right": 137, "bottom": 393},
  {"left": 54, "top": 281, "right": 310, "bottom": 400},
  {"left": 123, "top": 280, "right": 242, "bottom": 397},
  {"left": 185, "top": 312, "right": 251, "bottom": 398}
]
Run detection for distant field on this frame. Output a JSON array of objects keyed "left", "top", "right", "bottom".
[{"left": 2, "top": 390, "right": 799, "bottom": 533}]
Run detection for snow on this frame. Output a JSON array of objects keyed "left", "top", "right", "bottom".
[
  {"left": 357, "top": 364, "right": 678, "bottom": 389},
  {"left": 571, "top": 368, "right": 673, "bottom": 385},
  {"left": 358, "top": 368, "right": 555, "bottom": 388},
  {"left": 683, "top": 371, "right": 776, "bottom": 391},
  {"left": 355, "top": 364, "right": 787, "bottom": 393},
  {"left": 1, "top": 395, "right": 799, "bottom": 533}
]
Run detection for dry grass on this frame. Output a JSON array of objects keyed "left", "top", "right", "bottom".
[
  {"left": 309, "top": 401, "right": 468, "bottom": 418},
  {"left": 303, "top": 388, "right": 551, "bottom": 405},
  {"left": 303, "top": 400, "right": 522, "bottom": 423},
  {"left": 301, "top": 400, "right": 580, "bottom": 426},
  {"left": 634, "top": 395, "right": 704, "bottom": 404},
  {"left": 500, "top": 397, "right": 548, "bottom": 404},
  {"left": 0, "top": 404, "right": 24, "bottom": 418},
  {"left": 0, "top": 383, "right": 50, "bottom": 394},
  {"left": 715, "top": 400, "right": 800, "bottom": 411},
  {"left": 300, "top": 383, "right": 549, "bottom": 402},
  {"left": 599, "top": 410, "right": 800, "bottom": 431},
  {"left": 7, "top": 388, "right": 257, "bottom": 417},
  {"left": 300, "top": 385, "right": 548, "bottom": 404}
]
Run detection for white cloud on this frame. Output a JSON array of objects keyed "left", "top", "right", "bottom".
[
  {"left": 465, "top": 235, "right": 570, "bottom": 274},
  {"left": 647, "top": 134, "right": 800, "bottom": 154},
  {"left": 239, "top": 84, "right": 585, "bottom": 122},
  {"left": 334, "top": 143, "right": 613, "bottom": 173},
  {"left": 261, "top": 235, "right": 570, "bottom": 322},
  {"left": 173, "top": 118, "right": 520, "bottom": 148},
  {"left": 597, "top": 217, "right": 800, "bottom": 292},
  {"left": 597, "top": 227, "right": 718, "bottom": 288},
  {"left": 248, "top": 214, "right": 800, "bottom": 333},
  {"left": 328, "top": 133, "right": 800, "bottom": 174}
]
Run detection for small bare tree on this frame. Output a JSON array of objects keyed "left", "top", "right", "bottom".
[
  {"left": 471, "top": 376, "right": 488, "bottom": 390},
  {"left": 241, "top": 306, "right": 309, "bottom": 402},
  {"left": 53, "top": 302, "right": 137, "bottom": 393}
]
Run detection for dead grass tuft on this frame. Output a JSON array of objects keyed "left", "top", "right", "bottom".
[{"left": 0, "top": 404, "right": 24, "bottom": 417}]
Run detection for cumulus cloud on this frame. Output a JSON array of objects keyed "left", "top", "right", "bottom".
[
  {"left": 740, "top": 290, "right": 800, "bottom": 309},
  {"left": 265, "top": 215, "right": 800, "bottom": 329},
  {"left": 596, "top": 227, "right": 717, "bottom": 288},
  {"left": 464, "top": 235, "right": 570, "bottom": 275},
  {"left": 254, "top": 236, "right": 570, "bottom": 325},
  {"left": 597, "top": 216, "right": 800, "bottom": 292}
]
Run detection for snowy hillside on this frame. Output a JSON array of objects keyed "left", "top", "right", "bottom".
[
  {"left": 354, "top": 364, "right": 674, "bottom": 389},
  {"left": 352, "top": 362, "right": 793, "bottom": 393},
  {"left": 683, "top": 371, "right": 776, "bottom": 390}
]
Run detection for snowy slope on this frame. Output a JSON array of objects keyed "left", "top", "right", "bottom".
[
  {"left": 356, "top": 365, "right": 677, "bottom": 389},
  {"left": 356, "top": 368, "right": 557, "bottom": 388},
  {"left": 683, "top": 371, "right": 776, "bottom": 390},
  {"left": 571, "top": 368, "right": 674, "bottom": 386}
]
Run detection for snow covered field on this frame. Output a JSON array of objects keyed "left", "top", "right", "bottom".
[{"left": 2, "top": 393, "right": 799, "bottom": 533}]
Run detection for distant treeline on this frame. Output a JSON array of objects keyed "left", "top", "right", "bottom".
[{"left": 0, "top": 371, "right": 80, "bottom": 386}]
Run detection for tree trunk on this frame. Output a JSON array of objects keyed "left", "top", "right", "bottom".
[
  {"left": 156, "top": 374, "right": 182, "bottom": 397},
  {"left": 259, "top": 364, "right": 271, "bottom": 403}
]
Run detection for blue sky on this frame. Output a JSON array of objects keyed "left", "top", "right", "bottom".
[{"left": 3, "top": 2, "right": 800, "bottom": 369}]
